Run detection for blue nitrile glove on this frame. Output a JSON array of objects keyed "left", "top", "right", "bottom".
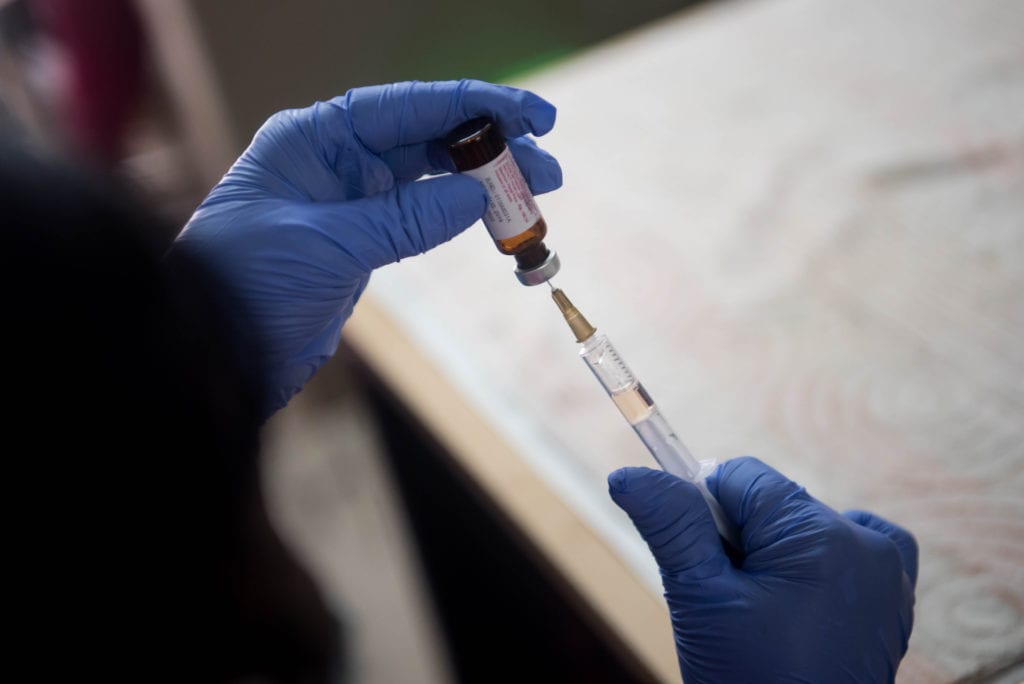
[
  {"left": 609, "top": 457, "right": 917, "bottom": 684},
  {"left": 174, "top": 80, "right": 561, "bottom": 418}
]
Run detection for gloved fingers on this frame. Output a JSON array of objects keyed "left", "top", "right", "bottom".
[
  {"left": 706, "top": 456, "right": 825, "bottom": 555},
  {"left": 311, "top": 174, "right": 487, "bottom": 271},
  {"left": 378, "top": 134, "right": 563, "bottom": 195},
  {"left": 507, "top": 136, "right": 563, "bottom": 195},
  {"left": 898, "top": 571, "right": 916, "bottom": 651},
  {"left": 344, "top": 79, "right": 556, "bottom": 154},
  {"left": 378, "top": 141, "right": 452, "bottom": 182},
  {"left": 608, "top": 467, "right": 731, "bottom": 581},
  {"left": 844, "top": 509, "right": 919, "bottom": 587}
]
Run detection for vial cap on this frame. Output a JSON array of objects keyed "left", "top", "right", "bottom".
[
  {"left": 446, "top": 117, "right": 507, "bottom": 171},
  {"left": 515, "top": 250, "right": 561, "bottom": 286}
]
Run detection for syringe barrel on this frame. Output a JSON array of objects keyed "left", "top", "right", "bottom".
[
  {"left": 579, "top": 333, "right": 636, "bottom": 394},
  {"left": 632, "top": 410, "right": 703, "bottom": 481},
  {"left": 580, "top": 335, "right": 702, "bottom": 477},
  {"left": 579, "top": 334, "right": 741, "bottom": 547}
]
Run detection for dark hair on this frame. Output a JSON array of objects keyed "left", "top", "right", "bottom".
[{"left": 1, "top": 142, "right": 340, "bottom": 681}]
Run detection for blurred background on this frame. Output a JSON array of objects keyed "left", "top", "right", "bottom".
[
  {"left": 0, "top": 0, "right": 699, "bottom": 224},
  {"left": 0, "top": 1, "right": 705, "bottom": 682},
  {"left": 2, "top": 1, "right": 1021, "bottom": 683}
]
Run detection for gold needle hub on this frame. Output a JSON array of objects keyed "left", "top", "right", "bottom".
[{"left": 551, "top": 288, "right": 597, "bottom": 343}]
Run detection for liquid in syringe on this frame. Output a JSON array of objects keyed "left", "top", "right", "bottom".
[{"left": 549, "top": 285, "right": 739, "bottom": 545}]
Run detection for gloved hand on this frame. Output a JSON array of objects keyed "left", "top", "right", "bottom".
[
  {"left": 174, "top": 80, "right": 561, "bottom": 418},
  {"left": 609, "top": 457, "right": 917, "bottom": 684}
]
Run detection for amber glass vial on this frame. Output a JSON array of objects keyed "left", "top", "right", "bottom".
[{"left": 446, "top": 117, "right": 555, "bottom": 278}]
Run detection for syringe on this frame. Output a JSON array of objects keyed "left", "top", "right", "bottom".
[{"left": 550, "top": 286, "right": 740, "bottom": 548}]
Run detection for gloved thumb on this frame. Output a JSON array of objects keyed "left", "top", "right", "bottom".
[
  {"left": 315, "top": 174, "right": 487, "bottom": 271},
  {"left": 609, "top": 467, "right": 731, "bottom": 581}
]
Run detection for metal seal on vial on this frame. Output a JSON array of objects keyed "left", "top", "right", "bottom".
[{"left": 515, "top": 250, "right": 561, "bottom": 286}]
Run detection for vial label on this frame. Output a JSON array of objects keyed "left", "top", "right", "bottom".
[{"left": 462, "top": 146, "right": 542, "bottom": 240}]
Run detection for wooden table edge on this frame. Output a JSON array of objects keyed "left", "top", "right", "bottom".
[{"left": 343, "top": 296, "right": 679, "bottom": 683}]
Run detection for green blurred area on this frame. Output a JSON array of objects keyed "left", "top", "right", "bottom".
[{"left": 188, "top": 0, "right": 703, "bottom": 148}]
